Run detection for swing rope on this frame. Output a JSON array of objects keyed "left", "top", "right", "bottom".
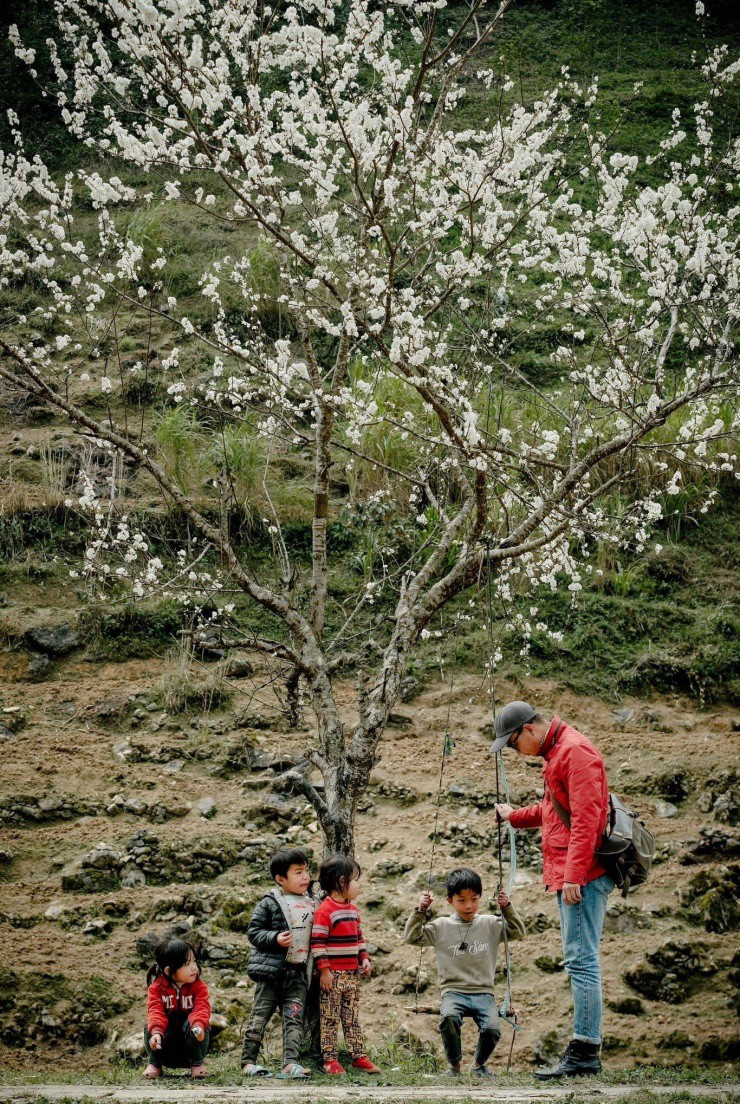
[
  {"left": 485, "top": 542, "right": 520, "bottom": 1067},
  {"left": 412, "top": 669, "right": 455, "bottom": 1015}
]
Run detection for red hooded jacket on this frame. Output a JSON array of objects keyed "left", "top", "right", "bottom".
[
  {"left": 147, "top": 975, "right": 211, "bottom": 1036},
  {"left": 509, "top": 716, "right": 609, "bottom": 891}
]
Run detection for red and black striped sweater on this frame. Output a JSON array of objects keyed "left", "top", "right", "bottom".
[{"left": 311, "top": 896, "right": 371, "bottom": 972}]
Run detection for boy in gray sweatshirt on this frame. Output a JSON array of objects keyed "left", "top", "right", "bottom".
[{"left": 404, "top": 867, "right": 525, "bottom": 1078}]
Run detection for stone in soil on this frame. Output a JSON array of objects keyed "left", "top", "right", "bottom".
[
  {"left": 624, "top": 938, "right": 717, "bottom": 1002},
  {"left": 680, "top": 862, "right": 740, "bottom": 933},
  {"left": 24, "top": 623, "right": 81, "bottom": 656}
]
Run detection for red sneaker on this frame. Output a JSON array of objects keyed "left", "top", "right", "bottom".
[
  {"left": 352, "top": 1057, "right": 380, "bottom": 1073},
  {"left": 321, "top": 1060, "right": 346, "bottom": 1075}
]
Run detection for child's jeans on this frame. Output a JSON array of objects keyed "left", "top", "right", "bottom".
[
  {"left": 144, "top": 1021, "right": 209, "bottom": 1068},
  {"left": 242, "top": 968, "right": 308, "bottom": 1066},
  {"left": 439, "top": 992, "right": 500, "bottom": 1068},
  {"left": 319, "top": 970, "right": 365, "bottom": 1061}
]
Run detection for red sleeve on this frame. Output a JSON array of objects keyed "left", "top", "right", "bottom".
[
  {"left": 509, "top": 801, "right": 542, "bottom": 829},
  {"left": 147, "top": 980, "right": 168, "bottom": 1036},
  {"left": 311, "top": 900, "right": 333, "bottom": 971},
  {"left": 563, "top": 743, "right": 607, "bottom": 884},
  {"left": 188, "top": 979, "right": 211, "bottom": 1032},
  {"left": 356, "top": 907, "right": 370, "bottom": 965}
]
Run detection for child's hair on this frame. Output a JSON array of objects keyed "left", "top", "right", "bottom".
[
  {"left": 269, "top": 847, "right": 310, "bottom": 881},
  {"left": 446, "top": 867, "right": 483, "bottom": 897},
  {"left": 318, "top": 853, "right": 361, "bottom": 897},
  {"left": 146, "top": 937, "right": 200, "bottom": 987}
]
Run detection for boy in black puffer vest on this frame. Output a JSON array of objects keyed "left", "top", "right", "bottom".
[{"left": 242, "top": 848, "right": 315, "bottom": 1080}]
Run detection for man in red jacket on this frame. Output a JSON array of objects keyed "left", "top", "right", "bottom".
[{"left": 493, "top": 701, "right": 614, "bottom": 1079}]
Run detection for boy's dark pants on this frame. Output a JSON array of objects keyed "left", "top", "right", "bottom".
[
  {"left": 242, "top": 967, "right": 308, "bottom": 1066},
  {"left": 144, "top": 1022, "right": 209, "bottom": 1068},
  {"left": 439, "top": 992, "right": 500, "bottom": 1068}
]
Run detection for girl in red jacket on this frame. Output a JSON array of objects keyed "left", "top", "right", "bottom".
[{"left": 144, "top": 937, "right": 211, "bottom": 1080}]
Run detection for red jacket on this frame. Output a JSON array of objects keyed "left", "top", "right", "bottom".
[
  {"left": 147, "top": 975, "right": 211, "bottom": 1036},
  {"left": 509, "top": 716, "right": 609, "bottom": 891}
]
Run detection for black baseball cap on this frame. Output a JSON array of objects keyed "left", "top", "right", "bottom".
[{"left": 490, "top": 700, "right": 537, "bottom": 754}]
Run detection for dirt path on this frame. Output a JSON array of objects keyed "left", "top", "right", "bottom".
[{"left": 0, "top": 1085, "right": 738, "bottom": 1103}]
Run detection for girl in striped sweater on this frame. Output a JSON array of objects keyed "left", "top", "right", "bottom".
[{"left": 311, "top": 854, "right": 380, "bottom": 1075}]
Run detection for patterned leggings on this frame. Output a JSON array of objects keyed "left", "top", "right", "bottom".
[{"left": 319, "top": 970, "right": 365, "bottom": 1061}]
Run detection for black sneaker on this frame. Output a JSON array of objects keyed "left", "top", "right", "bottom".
[
  {"left": 534, "top": 1040, "right": 602, "bottom": 1080},
  {"left": 470, "top": 1064, "right": 493, "bottom": 1078}
]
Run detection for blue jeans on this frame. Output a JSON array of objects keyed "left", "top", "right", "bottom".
[
  {"left": 439, "top": 991, "right": 500, "bottom": 1068},
  {"left": 557, "top": 873, "right": 614, "bottom": 1044}
]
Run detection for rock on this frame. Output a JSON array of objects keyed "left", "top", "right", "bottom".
[
  {"left": 45, "top": 902, "right": 67, "bottom": 921},
  {"left": 607, "top": 996, "right": 644, "bottom": 1015},
  {"left": 124, "top": 797, "right": 149, "bottom": 816},
  {"left": 135, "top": 931, "right": 161, "bottom": 962},
  {"left": 373, "top": 859, "right": 414, "bottom": 877},
  {"left": 611, "top": 707, "right": 634, "bottom": 727},
  {"left": 120, "top": 863, "right": 147, "bottom": 889},
  {"left": 713, "top": 790, "right": 740, "bottom": 827},
  {"left": 0, "top": 708, "right": 26, "bottom": 734},
  {"left": 387, "top": 711, "right": 412, "bottom": 727},
  {"left": 24, "top": 624, "right": 80, "bottom": 656},
  {"left": 199, "top": 797, "right": 217, "bottom": 819},
  {"left": 681, "top": 827, "right": 740, "bottom": 866},
  {"left": 447, "top": 783, "right": 470, "bottom": 798},
  {"left": 118, "top": 1031, "right": 147, "bottom": 1062},
  {"left": 680, "top": 863, "right": 740, "bottom": 933},
  {"left": 399, "top": 675, "right": 422, "bottom": 702},
  {"left": 163, "top": 758, "right": 185, "bottom": 773},
  {"left": 219, "top": 655, "right": 254, "bottom": 679},
  {"left": 653, "top": 799, "right": 679, "bottom": 818},
  {"left": 391, "top": 965, "right": 429, "bottom": 995},
  {"left": 625, "top": 939, "right": 717, "bottom": 1002},
  {"left": 82, "top": 918, "right": 111, "bottom": 936},
  {"left": 534, "top": 955, "right": 564, "bottom": 973},
  {"left": 38, "top": 796, "right": 63, "bottom": 814},
  {"left": 113, "top": 740, "right": 135, "bottom": 763},
  {"left": 698, "top": 1037, "right": 740, "bottom": 1062},
  {"left": 604, "top": 901, "right": 653, "bottom": 934},
  {"left": 532, "top": 1027, "right": 569, "bottom": 1065},
  {"left": 27, "top": 653, "right": 53, "bottom": 680},
  {"left": 374, "top": 780, "right": 418, "bottom": 805},
  {"left": 209, "top": 1013, "right": 228, "bottom": 1037},
  {"left": 83, "top": 844, "right": 122, "bottom": 870}
]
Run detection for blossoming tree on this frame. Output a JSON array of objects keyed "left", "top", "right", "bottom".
[{"left": 1, "top": 0, "right": 738, "bottom": 852}]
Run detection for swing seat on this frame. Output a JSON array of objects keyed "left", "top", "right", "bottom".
[{"left": 404, "top": 1004, "right": 439, "bottom": 1015}]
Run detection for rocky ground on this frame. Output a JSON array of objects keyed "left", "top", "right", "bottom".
[{"left": 0, "top": 625, "right": 738, "bottom": 1076}]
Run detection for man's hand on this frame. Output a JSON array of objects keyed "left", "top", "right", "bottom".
[
  {"left": 360, "top": 960, "right": 372, "bottom": 978},
  {"left": 562, "top": 882, "right": 583, "bottom": 905},
  {"left": 495, "top": 803, "right": 514, "bottom": 822},
  {"left": 276, "top": 930, "right": 293, "bottom": 948},
  {"left": 149, "top": 1032, "right": 163, "bottom": 1051},
  {"left": 319, "top": 967, "right": 334, "bottom": 992},
  {"left": 497, "top": 889, "right": 510, "bottom": 910},
  {"left": 418, "top": 891, "right": 433, "bottom": 912},
  {"left": 191, "top": 1024, "right": 205, "bottom": 1042}
]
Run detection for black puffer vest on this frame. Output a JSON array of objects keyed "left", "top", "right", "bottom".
[{"left": 246, "top": 893, "right": 291, "bottom": 983}]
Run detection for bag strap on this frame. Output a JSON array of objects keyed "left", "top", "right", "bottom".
[{"left": 547, "top": 786, "right": 571, "bottom": 829}]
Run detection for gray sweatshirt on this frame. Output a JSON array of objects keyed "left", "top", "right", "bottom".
[{"left": 404, "top": 905, "right": 525, "bottom": 996}]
